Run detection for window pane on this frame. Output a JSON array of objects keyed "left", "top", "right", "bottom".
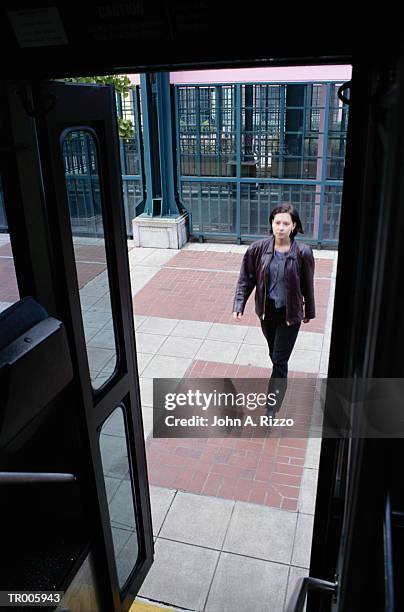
[
  {"left": 0, "top": 177, "right": 20, "bottom": 312},
  {"left": 178, "top": 85, "right": 236, "bottom": 177},
  {"left": 62, "top": 130, "right": 117, "bottom": 390},
  {"left": 99, "top": 406, "right": 140, "bottom": 589}
]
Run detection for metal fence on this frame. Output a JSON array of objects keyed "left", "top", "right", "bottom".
[
  {"left": 175, "top": 82, "right": 348, "bottom": 245},
  {"left": 1, "top": 81, "right": 348, "bottom": 247}
]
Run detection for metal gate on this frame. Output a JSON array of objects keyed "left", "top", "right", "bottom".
[{"left": 175, "top": 81, "right": 348, "bottom": 246}]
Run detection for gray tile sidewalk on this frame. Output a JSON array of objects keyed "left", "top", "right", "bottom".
[
  {"left": 74, "top": 240, "right": 334, "bottom": 611},
  {"left": 0, "top": 234, "right": 337, "bottom": 611},
  {"left": 138, "top": 488, "right": 313, "bottom": 611},
  {"left": 127, "top": 243, "right": 337, "bottom": 611}
]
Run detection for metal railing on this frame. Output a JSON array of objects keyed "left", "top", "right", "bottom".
[
  {"left": 175, "top": 82, "right": 348, "bottom": 245},
  {"left": 1, "top": 81, "right": 347, "bottom": 247}
]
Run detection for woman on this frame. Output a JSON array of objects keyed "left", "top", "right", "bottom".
[{"left": 232, "top": 203, "right": 315, "bottom": 414}]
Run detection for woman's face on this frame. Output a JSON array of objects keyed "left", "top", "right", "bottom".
[{"left": 272, "top": 213, "right": 296, "bottom": 239}]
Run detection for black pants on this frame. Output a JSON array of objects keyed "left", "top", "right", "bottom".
[{"left": 260, "top": 299, "right": 300, "bottom": 412}]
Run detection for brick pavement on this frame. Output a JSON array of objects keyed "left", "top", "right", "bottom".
[
  {"left": 133, "top": 251, "right": 330, "bottom": 333},
  {"left": 146, "top": 370, "right": 316, "bottom": 511},
  {"left": 0, "top": 237, "right": 331, "bottom": 511},
  {"left": 134, "top": 249, "right": 334, "bottom": 508}
]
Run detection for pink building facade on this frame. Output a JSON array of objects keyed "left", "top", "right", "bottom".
[{"left": 129, "top": 65, "right": 352, "bottom": 85}]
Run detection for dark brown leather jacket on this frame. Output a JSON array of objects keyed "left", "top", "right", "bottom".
[{"left": 233, "top": 237, "right": 316, "bottom": 325}]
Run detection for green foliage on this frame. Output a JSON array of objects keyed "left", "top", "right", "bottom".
[
  {"left": 63, "top": 74, "right": 131, "bottom": 95},
  {"left": 61, "top": 75, "right": 134, "bottom": 138},
  {"left": 119, "top": 118, "right": 135, "bottom": 139}
]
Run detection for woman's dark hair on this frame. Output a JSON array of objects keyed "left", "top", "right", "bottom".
[{"left": 269, "top": 203, "right": 304, "bottom": 237}]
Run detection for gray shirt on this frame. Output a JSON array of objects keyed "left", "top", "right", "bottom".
[{"left": 268, "top": 250, "right": 288, "bottom": 308}]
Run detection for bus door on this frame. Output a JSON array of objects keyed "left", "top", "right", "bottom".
[{"left": 3, "top": 80, "right": 153, "bottom": 611}]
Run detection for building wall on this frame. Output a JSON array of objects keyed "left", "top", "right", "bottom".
[{"left": 129, "top": 65, "right": 352, "bottom": 86}]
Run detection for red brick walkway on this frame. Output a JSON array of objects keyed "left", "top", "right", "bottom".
[
  {"left": 186, "top": 360, "right": 315, "bottom": 379},
  {"left": 133, "top": 251, "right": 331, "bottom": 332},
  {"left": 147, "top": 435, "right": 306, "bottom": 511},
  {"left": 138, "top": 250, "right": 332, "bottom": 508},
  {"left": 146, "top": 362, "right": 316, "bottom": 510}
]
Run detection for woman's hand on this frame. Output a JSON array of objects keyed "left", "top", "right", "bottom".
[{"left": 233, "top": 312, "right": 243, "bottom": 321}]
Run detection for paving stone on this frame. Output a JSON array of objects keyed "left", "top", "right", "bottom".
[
  {"left": 288, "top": 349, "right": 321, "bottom": 373},
  {"left": 92, "top": 294, "right": 114, "bottom": 313},
  {"left": 207, "top": 322, "right": 249, "bottom": 342},
  {"left": 88, "top": 327, "right": 116, "bottom": 350},
  {"left": 139, "top": 539, "right": 218, "bottom": 610},
  {"left": 298, "top": 468, "right": 319, "bottom": 515},
  {"left": 111, "top": 526, "right": 131, "bottom": 557},
  {"left": 223, "top": 502, "right": 297, "bottom": 564},
  {"left": 104, "top": 476, "right": 121, "bottom": 503},
  {"left": 304, "top": 438, "right": 322, "bottom": 469},
  {"left": 243, "top": 327, "right": 267, "bottom": 346},
  {"left": 196, "top": 339, "right": 241, "bottom": 364},
  {"left": 291, "top": 513, "right": 314, "bottom": 569},
  {"left": 116, "top": 531, "right": 139, "bottom": 588},
  {"left": 140, "top": 250, "right": 179, "bottom": 266},
  {"left": 136, "top": 353, "right": 154, "bottom": 376},
  {"left": 170, "top": 319, "right": 213, "bottom": 339},
  {"left": 142, "top": 355, "right": 192, "bottom": 378},
  {"left": 139, "top": 377, "right": 153, "bottom": 406},
  {"left": 83, "top": 326, "right": 100, "bottom": 343},
  {"left": 149, "top": 486, "right": 176, "bottom": 536},
  {"left": 141, "top": 405, "right": 153, "bottom": 440},
  {"left": 182, "top": 242, "right": 209, "bottom": 251},
  {"left": 86, "top": 346, "right": 116, "bottom": 371},
  {"left": 134, "top": 314, "right": 148, "bottom": 329},
  {"left": 108, "top": 479, "right": 137, "bottom": 530},
  {"left": 158, "top": 336, "right": 203, "bottom": 358},
  {"left": 139, "top": 317, "right": 180, "bottom": 335},
  {"left": 160, "top": 491, "right": 234, "bottom": 549},
  {"left": 102, "top": 408, "right": 125, "bottom": 437},
  {"left": 205, "top": 552, "right": 289, "bottom": 612},
  {"left": 79, "top": 293, "right": 104, "bottom": 310},
  {"left": 99, "top": 433, "right": 130, "bottom": 479},
  {"left": 233, "top": 344, "right": 269, "bottom": 367},
  {"left": 205, "top": 243, "right": 233, "bottom": 252},
  {"left": 136, "top": 332, "right": 167, "bottom": 354},
  {"left": 295, "top": 332, "right": 324, "bottom": 351},
  {"left": 83, "top": 309, "right": 113, "bottom": 328}
]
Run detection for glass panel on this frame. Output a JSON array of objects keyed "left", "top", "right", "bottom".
[
  {"left": 62, "top": 130, "right": 117, "bottom": 389},
  {"left": 178, "top": 85, "right": 236, "bottom": 177},
  {"left": 99, "top": 406, "right": 140, "bottom": 589},
  {"left": 0, "top": 176, "right": 20, "bottom": 312}
]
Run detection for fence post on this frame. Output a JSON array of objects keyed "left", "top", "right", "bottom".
[
  {"left": 236, "top": 84, "right": 241, "bottom": 244},
  {"left": 318, "top": 83, "right": 332, "bottom": 245}
]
